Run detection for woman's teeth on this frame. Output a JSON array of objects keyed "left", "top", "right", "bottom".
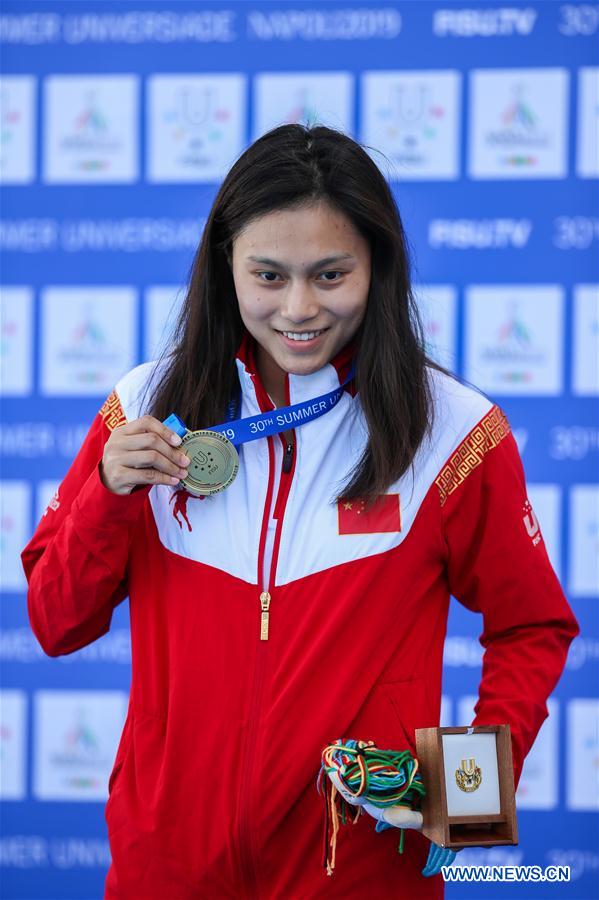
[{"left": 280, "top": 329, "right": 326, "bottom": 341}]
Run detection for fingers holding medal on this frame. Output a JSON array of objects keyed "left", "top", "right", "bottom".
[
  {"left": 180, "top": 431, "right": 239, "bottom": 496},
  {"left": 100, "top": 415, "right": 191, "bottom": 496}
]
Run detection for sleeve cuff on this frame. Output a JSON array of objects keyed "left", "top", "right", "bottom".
[{"left": 72, "top": 462, "right": 151, "bottom": 530}]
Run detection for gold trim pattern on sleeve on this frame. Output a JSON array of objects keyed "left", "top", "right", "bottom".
[
  {"left": 435, "top": 405, "right": 511, "bottom": 507},
  {"left": 99, "top": 391, "right": 127, "bottom": 432}
]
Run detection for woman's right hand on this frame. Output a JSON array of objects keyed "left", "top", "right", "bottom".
[{"left": 100, "top": 415, "right": 191, "bottom": 495}]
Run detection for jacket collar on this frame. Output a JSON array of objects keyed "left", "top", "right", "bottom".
[{"left": 234, "top": 328, "right": 358, "bottom": 412}]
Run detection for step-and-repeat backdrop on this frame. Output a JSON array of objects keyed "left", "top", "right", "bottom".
[{"left": 1, "top": 1, "right": 597, "bottom": 898}]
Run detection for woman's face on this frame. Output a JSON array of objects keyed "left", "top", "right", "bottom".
[{"left": 230, "top": 201, "right": 371, "bottom": 377}]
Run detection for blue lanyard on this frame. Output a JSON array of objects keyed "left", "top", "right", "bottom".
[{"left": 163, "top": 362, "right": 355, "bottom": 448}]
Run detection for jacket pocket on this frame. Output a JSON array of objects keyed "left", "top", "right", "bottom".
[
  {"left": 345, "top": 677, "right": 429, "bottom": 755},
  {"left": 106, "top": 705, "right": 170, "bottom": 840},
  {"left": 108, "top": 708, "right": 133, "bottom": 797},
  {"left": 380, "top": 676, "right": 431, "bottom": 756}
]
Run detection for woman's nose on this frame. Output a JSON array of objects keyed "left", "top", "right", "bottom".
[{"left": 280, "top": 282, "right": 320, "bottom": 322}]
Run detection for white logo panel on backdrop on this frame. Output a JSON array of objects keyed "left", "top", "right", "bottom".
[
  {"left": 361, "top": 70, "right": 461, "bottom": 179},
  {"left": 526, "top": 484, "right": 561, "bottom": 580},
  {"left": 40, "top": 286, "right": 137, "bottom": 396},
  {"left": 253, "top": 71, "right": 353, "bottom": 138},
  {"left": 147, "top": 74, "right": 246, "bottom": 182},
  {"left": 468, "top": 68, "right": 569, "bottom": 179},
  {"left": 567, "top": 699, "right": 599, "bottom": 811},
  {"left": 33, "top": 690, "right": 128, "bottom": 802},
  {"left": 576, "top": 67, "right": 599, "bottom": 178},
  {"left": 464, "top": 284, "right": 564, "bottom": 395},
  {"left": 572, "top": 284, "right": 599, "bottom": 395},
  {"left": 0, "top": 76, "right": 36, "bottom": 184},
  {"left": 440, "top": 695, "right": 452, "bottom": 728},
  {"left": 568, "top": 485, "right": 599, "bottom": 598},
  {"left": 457, "top": 695, "right": 559, "bottom": 810},
  {"left": 0, "top": 690, "right": 27, "bottom": 800},
  {"left": 43, "top": 75, "right": 139, "bottom": 183},
  {"left": 516, "top": 699, "right": 559, "bottom": 810},
  {"left": 0, "top": 286, "right": 33, "bottom": 396},
  {"left": 143, "top": 285, "right": 186, "bottom": 362},
  {"left": 0, "top": 480, "right": 30, "bottom": 591},
  {"left": 413, "top": 284, "right": 458, "bottom": 370}
]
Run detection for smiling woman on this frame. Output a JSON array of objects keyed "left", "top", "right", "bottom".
[
  {"left": 21, "top": 123, "right": 579, "bottom": 900},
  {"left": 231, "top": 202, "right": 371, "bottom": 409},
  {"left": 147, "top": 123, "right": 439, "bottom": 505}
]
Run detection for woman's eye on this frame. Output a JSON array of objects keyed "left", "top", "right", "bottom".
[
  {"left": 256, "top": 272, "right": 281, "bottom": 282},
  {"left": 319, "top": 271, "right": 343, "bottom": 281}
]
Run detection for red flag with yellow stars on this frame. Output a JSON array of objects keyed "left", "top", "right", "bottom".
[{"left": 337, "top": 494, "right": 401, "bottom": 535}]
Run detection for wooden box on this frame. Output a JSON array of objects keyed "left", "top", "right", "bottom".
[{"left": 414, "top": 724, "right": 518, "bottom": 849}]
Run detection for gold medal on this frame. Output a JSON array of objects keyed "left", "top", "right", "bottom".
[{"left": 180, "top": 430, "right": 239, "bottom": 496}]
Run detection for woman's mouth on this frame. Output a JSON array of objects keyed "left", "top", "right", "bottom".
[{"left": 276, "top": 327, "right": 330, "bottom": 349}]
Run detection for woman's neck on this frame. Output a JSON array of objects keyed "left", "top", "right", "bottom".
[{"left": 255, "top": 343, "right": 288, "bottom": 409}]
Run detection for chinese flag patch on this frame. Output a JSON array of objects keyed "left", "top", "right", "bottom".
[{"left": 337, "top": 494, "right": 401, "bottom": 535}]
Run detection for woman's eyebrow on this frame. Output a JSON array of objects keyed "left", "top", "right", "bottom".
[{"left": 246, "top": 253, "right": 355, "bottom": 271}]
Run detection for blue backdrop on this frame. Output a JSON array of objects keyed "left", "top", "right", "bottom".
[{"left": 1, "top": 1, "right": 598, "bottom": 898}]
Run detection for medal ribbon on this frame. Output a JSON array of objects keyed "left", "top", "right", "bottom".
[{"left": 163, "top": 362, "right": 355, "bottom": 446}]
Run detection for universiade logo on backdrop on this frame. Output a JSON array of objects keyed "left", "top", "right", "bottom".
[
  {"left": 0, "top": 690, "right": 26, "bottom": 801},
  {"left": 40, "top": 287, "right": 136, "bottom": 396},
  {"left": 469, "top": 68, "right": 569, "bottom": 178},
  {"left": 577, "top": 66, "right": 599, "bottom": 177},
  {"left": 43, "top": 75, "right": 139, "bottom": 183},
  {"left": 147, "top": 74, "right": 246, "bottom": 182},
  {"left": 33, "top": 691, "right": 128, "bottom": 801},
  {"left": 566, "top": 700, "right": 599, "bottom": 811},
  {"left": 144, "top": 285, "right": 185, "bottom": 360},
  {"left": 252, "top": 72, "right": 353, "bottom": 143},
  {"left": 568, "top": 486, "right": 599, "bottom": 598},
  {"left": 0, "top": 481, "right": 29, "bottom": 592},
  {"left": 361, "top": 71, "right": 460, "bottom": 179},
  {"left": 0, "top": 76, "right": 35, "bottom": 184},
  {"left": 573, "top": 284, "right": 599, "bottom": 395},
  {"left": 412, "top": 285, "right": 457, "bottom": 370},
  {"left": 0, "top": 286, "right": 33, "bottom": 396},
  {"left": 464, "top": 285, "right": 564, "bottom": 395}
]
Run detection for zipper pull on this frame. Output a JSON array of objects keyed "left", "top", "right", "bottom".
[
  {"left": 259, "top": 591, "right": 271, "bottom": 641},
  {"left": 282, "top": 441, "right": 294, "bottom": 474}
]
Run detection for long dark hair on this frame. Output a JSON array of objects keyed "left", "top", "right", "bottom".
[{"left": 149, "top": 123, "right": 458, "bottom": 505}]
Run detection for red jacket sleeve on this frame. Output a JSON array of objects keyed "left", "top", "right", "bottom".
[
  {"left": 438, "top": 404, "right": 580, "bottom": 789},
  {"left": 21, "top": 391, "right": 150, "bottom": 657}
]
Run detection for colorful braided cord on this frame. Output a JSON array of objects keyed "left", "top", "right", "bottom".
[{"left": 316, "top": 738, "right": 425, "bottom": 876}]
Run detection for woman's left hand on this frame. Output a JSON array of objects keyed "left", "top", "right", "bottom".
[
  {"left": 327, "top": 770, "right": 423, "bottom": 829},
  {"left": 327, "top": 770, "right": 458, "bottom": 877}
]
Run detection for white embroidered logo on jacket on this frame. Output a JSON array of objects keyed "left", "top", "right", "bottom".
[{"left": 522, "top": 499, "right": 541, "bottom": 546}]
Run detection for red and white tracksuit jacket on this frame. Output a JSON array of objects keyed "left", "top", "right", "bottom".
[{"left": 22, "top": 331, "right": 579, "bottom": 899}]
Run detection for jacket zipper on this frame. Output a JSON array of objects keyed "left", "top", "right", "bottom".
[
  {"left": 259, "top": 440, "right": 294, "bottom": 637},
  {"left": 238, "top": 377, "right": 297, "bottom": 898}
]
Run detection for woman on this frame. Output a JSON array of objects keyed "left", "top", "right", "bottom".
[{"left": 22, "top": 124, "right": 579, "bottom": 900}]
